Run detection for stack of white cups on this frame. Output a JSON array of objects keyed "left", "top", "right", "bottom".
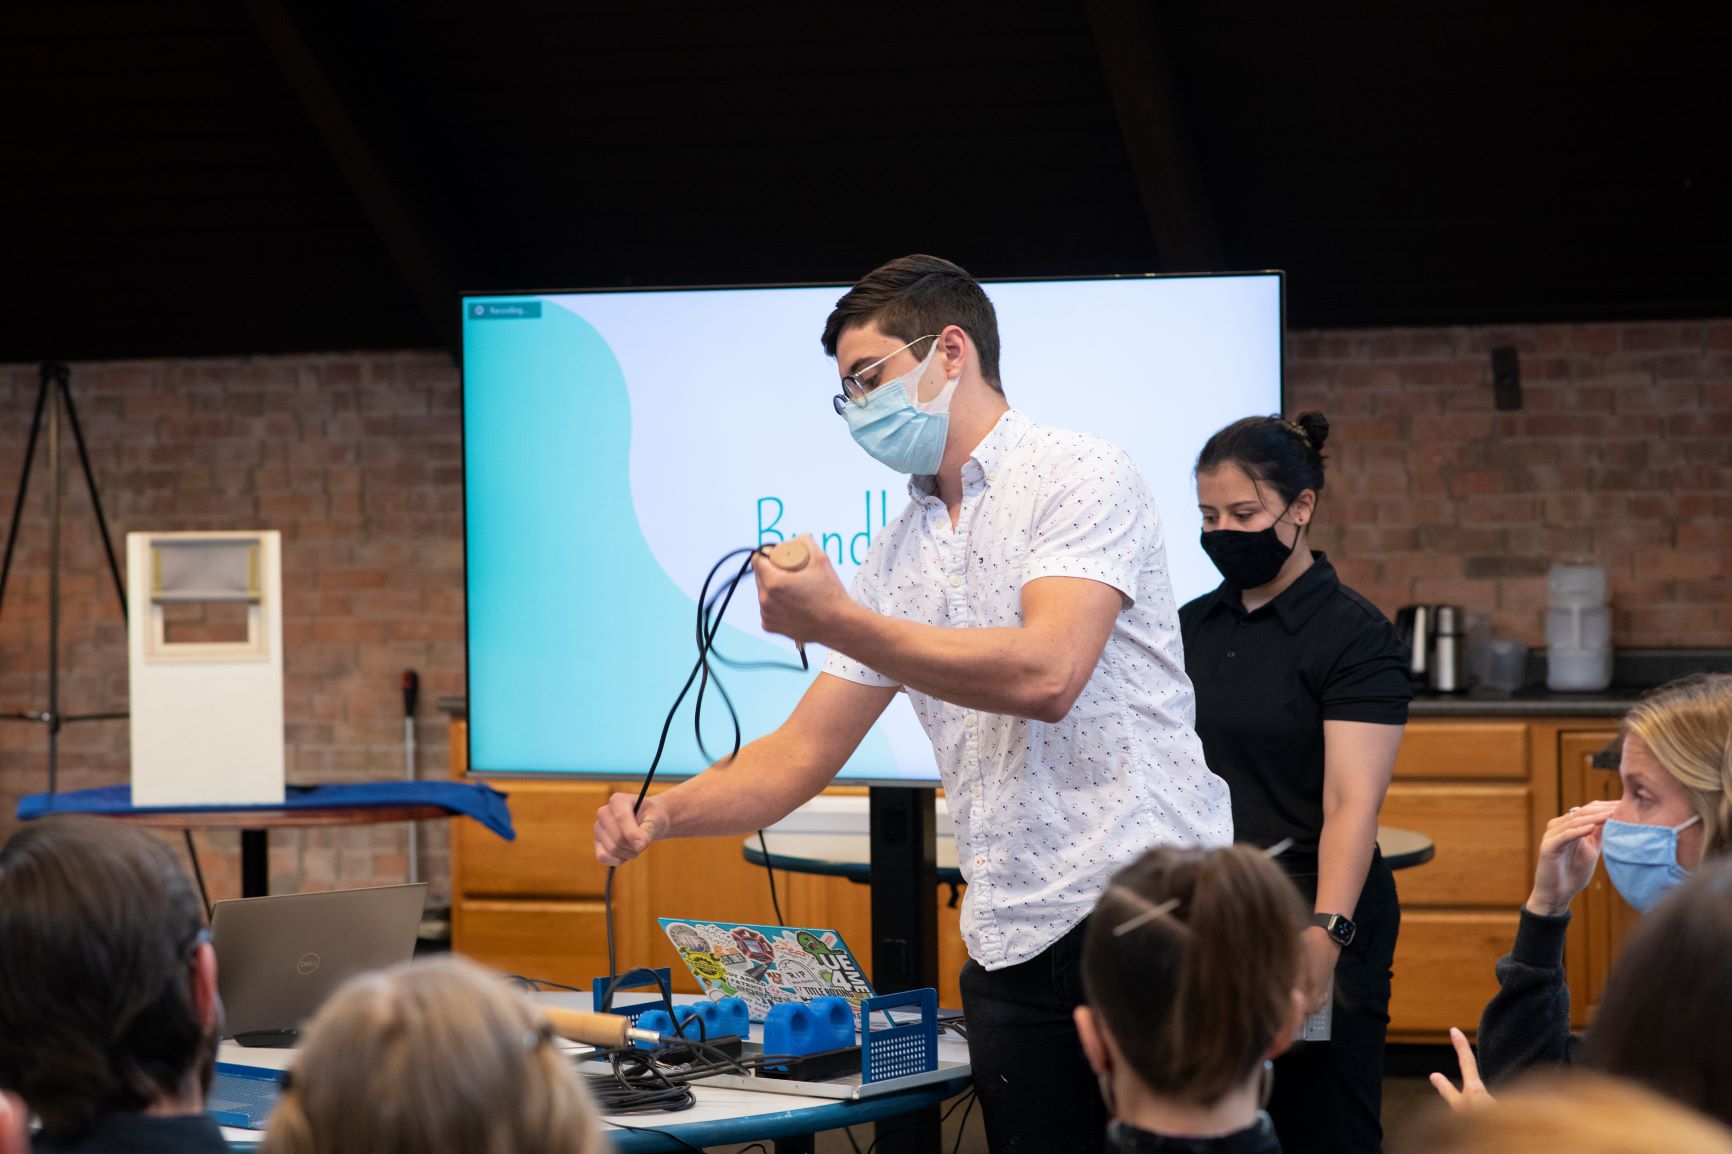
[{"left": 1546, "top": 561, "right": 1613, "bottom": 692}]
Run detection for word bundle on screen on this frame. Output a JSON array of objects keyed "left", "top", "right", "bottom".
[{"left": 462, "top": 274, "right": 1282, "bottom": 781}]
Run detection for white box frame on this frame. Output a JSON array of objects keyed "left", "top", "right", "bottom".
[{"left": 128, "top": 530, "right": 286, "bottom": 806}]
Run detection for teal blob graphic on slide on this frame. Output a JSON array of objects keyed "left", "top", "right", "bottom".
[{"left": 465, "top": 303, "right": 896, "bottom": 775}]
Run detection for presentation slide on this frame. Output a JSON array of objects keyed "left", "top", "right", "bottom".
[{"left": 463, "top": 274, "right": 1282, "bottom": 781}]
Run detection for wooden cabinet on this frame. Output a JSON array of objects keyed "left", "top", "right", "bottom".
[
  {"left": 1380, "top": 783, "right": 1533, "bottom": 907},
  {"left": 1393, "top": 720, "right": 1531, "bottom": 780},
  {"left": 1385, "top": 719, "right": 1544, "bottom": 1041},
  {"left": 1386, "top": 911, "right": 1522, "bottom": 1036},
  {"left": 446, "top": 719, "right": 970, "bottom": 1008}
]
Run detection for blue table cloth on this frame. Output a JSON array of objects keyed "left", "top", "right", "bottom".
[{"left": 18, "top": 780, "right": 516, "bottom": 841}]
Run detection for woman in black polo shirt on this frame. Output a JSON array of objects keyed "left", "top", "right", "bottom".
[{"left": 1177, "top": 412, "right": 1410, "bottom": 1154}]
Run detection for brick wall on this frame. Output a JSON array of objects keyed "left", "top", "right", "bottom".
[
  {"left": 1287, "top": 319, "right": 1732, "bottom": 646},
  {"left": 1, "top": 317, "right": 1727, "bottom": 897},
  {"left": 0, "top": 353, "right": 464, "bottom": 902}
]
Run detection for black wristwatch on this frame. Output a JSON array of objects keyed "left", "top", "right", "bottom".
[{"left": 1311, "top": 912, "right": 1356, "bottom": 948}]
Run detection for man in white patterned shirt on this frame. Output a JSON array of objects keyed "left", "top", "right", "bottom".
[{"left": 596, "top": 254, "right": 1231, "bottom": 1154}]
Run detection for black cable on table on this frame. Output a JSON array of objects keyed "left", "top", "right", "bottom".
[
  {"left": 949, "top": 1090, "right": 978, "bottom": 1154},
  {"left": 863, "top": 1090, "right": 978, "bottom": 1154},
  {"left": 758, "top": 828, "right": 786, "bottom": 926},
  {"left": 500, "top": 973, "right": 587, "bottom": 994}
]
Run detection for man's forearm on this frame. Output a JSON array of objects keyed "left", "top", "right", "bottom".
[
  {"left": 655, "top": 729, "right": 835, "bottom": 840},
  {"left": 824, "top": 602, "right": 1077, "bottom": 722}
]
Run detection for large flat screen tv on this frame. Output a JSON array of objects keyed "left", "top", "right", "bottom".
[{"left": 462, "top": 273, "right": 1283, "bottom": 782}]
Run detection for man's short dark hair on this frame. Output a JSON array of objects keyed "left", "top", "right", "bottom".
[
  {"left": 820, "top": 254, "right": 1004, "bottom": 392},
  {"left": 0, "top": 818, "right": 209, "bottom": 1141}
]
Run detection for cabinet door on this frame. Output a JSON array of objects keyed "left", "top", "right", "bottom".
[
  {"left": 1558, "top": 729, "right": 1636, "bottom": 1026},
  {"left": 1381, "top": 783, "right": 1534, "bottom": 906},
  {"left": 455, "top": 780, "right": 615, "bottom": 897},
  {"left": 1395, "top": 721, "right": 1530, "bottom": 780},
  {"left": 454, "top": 898, "right": 613, "bottom": 990},
  {"left": 1389, "top": 910, "right": 1522, "bottom": 1039}
]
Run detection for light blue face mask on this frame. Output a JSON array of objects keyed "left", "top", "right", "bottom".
[
  {"left": 842, "top": 341, "right": 957, "bottom": 475},
  {"left": 1602, "top": 813, "right": 1700, "bottom": 912}
]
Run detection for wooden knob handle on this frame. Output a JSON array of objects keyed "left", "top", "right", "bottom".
[
  {"left": 766, "top": 539, "right": 810, "bottom": 571},
  {"left": 542, "top": 1006, "right": 632, "bottom": 1048}
]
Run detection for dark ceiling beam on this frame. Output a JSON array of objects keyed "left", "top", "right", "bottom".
[
  {"left": 1085, "top": 0, "right": 1226, "bottom": 272},
  {"left": 246, "top": 0, "right": 463, "bottom": 355}
]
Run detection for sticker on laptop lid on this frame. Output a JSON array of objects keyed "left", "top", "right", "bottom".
[{"left": 659, "top": 918, "right": 875, "bottom": 1024}]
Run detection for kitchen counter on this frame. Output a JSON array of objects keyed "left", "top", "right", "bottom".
[
  {"left": 1408, "top": 648, "right": 1732, "bottom": 718},
  {"left": 1409, "top": 687, "right": 1640, "bottom": 717}
]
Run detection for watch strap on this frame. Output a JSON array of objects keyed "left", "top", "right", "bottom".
[{"left": 1310, "top": 912, "right": 1356, "bottom": 946}]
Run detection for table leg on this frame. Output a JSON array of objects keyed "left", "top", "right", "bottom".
[
  {"left": 873, "top": 1104, "right": 941, "bottom": 1154},
  {"left": 773, "top": 1134, "right": 815, "bottom": 1154},
  {"left": 241, "top": 828, "right": 269, "bottom": 897},
  {"left": 868, "top": 787, "right": 941, "bottom": 1154},
  {"left": 867, "top": 786, "right": 939, "bottom": 992}
]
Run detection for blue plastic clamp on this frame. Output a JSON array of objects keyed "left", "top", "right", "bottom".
[{"left": 674, "top": 996, "right": 752, "bottom": 1041}]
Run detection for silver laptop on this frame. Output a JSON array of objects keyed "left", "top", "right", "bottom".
[{"left": 212, "top": 882, "right": 426, "bottom": 1043}]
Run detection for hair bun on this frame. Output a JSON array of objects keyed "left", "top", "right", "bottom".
[{"left": 1294, "top": 411, "right": 1330, "bottom": 452}]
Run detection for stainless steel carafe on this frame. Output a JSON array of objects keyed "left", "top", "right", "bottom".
[
  {"left": 1394, "top": 604, "right": 1432, "bottom": 682},
  {"left": 1430, "top": 604, "right": 1468, "bottom": 693}
]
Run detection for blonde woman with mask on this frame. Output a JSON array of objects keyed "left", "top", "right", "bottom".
[
  {"left": 262, "top": 957, "right": 605, "bottom": 1154},
  {"left": 1432, "top": 674, "right": 1732, "bottom": 1091}
]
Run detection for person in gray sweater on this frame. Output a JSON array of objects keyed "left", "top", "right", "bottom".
[
  {"left": 1435, "top": 857, "right": 1732, "bottom": 1131},
  {"left": 1430, "top": 674, "right": 1732, "bottom": 1127}
]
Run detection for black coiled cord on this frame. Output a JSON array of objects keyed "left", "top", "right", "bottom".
[{"left": 602, "top": 546, "right": 806, "bottom": 986}]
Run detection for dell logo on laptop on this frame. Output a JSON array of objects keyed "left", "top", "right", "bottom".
[{"left": 297, "top": 952, "right": 321, "bottom": 976}]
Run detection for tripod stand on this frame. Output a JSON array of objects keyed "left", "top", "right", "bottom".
[{"left": 0, "top": 362, "right": 129, "bottom": 793}]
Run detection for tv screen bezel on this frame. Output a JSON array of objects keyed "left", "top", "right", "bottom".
[{"left": 458, "top": 270, "right": 1286, "bottom": 784}]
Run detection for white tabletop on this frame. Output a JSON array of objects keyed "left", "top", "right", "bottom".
[{"left": 215, "top": 988, "right": 971, "bottom": 1149}]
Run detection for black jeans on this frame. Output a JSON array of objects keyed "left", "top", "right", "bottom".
[
  {"left": 1269, "top": 850, "right": 1401, "bottom": 1154},
  {"left": 958, "top": 918, "right": 1106, "bottom": 1154}
]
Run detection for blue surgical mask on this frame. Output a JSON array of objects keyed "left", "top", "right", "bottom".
[
  {"left": 1602, "top": 814, "right": 1700, "bottom": 912},
  {"left": 842, "top": 342, "right": 957, "bottom": 475}
]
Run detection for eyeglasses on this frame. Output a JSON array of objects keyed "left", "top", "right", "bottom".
[{"left": 832, "top": 335, "right": 938, "bottom": 416}]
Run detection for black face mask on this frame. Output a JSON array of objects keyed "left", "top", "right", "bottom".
[{"left": 1200, "top": 523, "right": 1295, "bottom": 590}]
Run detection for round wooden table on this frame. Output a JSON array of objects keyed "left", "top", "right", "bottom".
[{"left": 744, "top": 825, "right": 1436, "bottom": 883}]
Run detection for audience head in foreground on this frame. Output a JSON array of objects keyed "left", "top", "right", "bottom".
[
  {"left": 261, "top": 955, "right": 605, "bottom": 1154},
  {"left": 1077, "top": 843, "right": 1307, "bottom": 1152},
  {"left": 0, "top": 817, "right": 223, "bottom": 1152},
  {"left": 1399, "top": 1069, "right": 1732, "bottom": 1154},
  {"left": 1582, "top": 855, "right": 1732, "bottom": 1129}
]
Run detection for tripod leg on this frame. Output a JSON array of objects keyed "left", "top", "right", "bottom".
[
  {"left": 48, "top": 376, "right": 62, "bottom": 795},
  {"left": 0, "top": 370, "right": 51, "bottom": 615},
  {"left": 57, "top": 372, "right": 128, "bottom": 622}
]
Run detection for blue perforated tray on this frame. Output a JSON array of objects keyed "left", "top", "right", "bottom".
[{"left": 208, "top": 1063, "right": 284, "bottom": 1130}]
